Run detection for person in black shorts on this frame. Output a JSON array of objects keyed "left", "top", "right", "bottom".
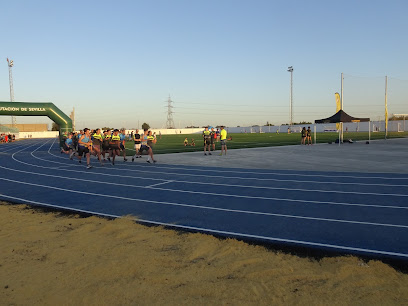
[
  {"left": 92, "top": 128, "right": 104, "bottom": 165},
  {"left": 110, "top": 129, "right": 121, "bottom": 165},
  {"left": 132, "top": 129, "right": 141, "bottom": 161},
  {"left": 301, "top": 127, "right": 307, "bottom": 145},
  {"left": 77, "top": 128, "right": 93, "bottom": 169},
  {"left": 102, "top": 130, "right": 111, "bottom": 161},
  {"left": 61, "top": 133, "right": 75, "bottom": 159},
  {"left": 140, "top": 129, "right": 156, "bottom": 163},
  {"left": 306, "top": 126, "right": 312, "bottom": 145},
  {"left": 72, "top": 132, "right": 79, "bottom": 152},
  {"left": 202, "top": 127, "right": 212, "bottom": 155}
]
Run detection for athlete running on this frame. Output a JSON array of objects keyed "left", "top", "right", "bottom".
[
  {"left": 92, "top": 128, "right": 104, "bottom": 165},
  {"left": 132, "top": 129, "right": 141, "bottom": 161},
  {"left": 120, "top": 128, "right": 128, "bottom": 161},
  {"left": 147, "top": 131, "right": 156, "bottom": 148},
  {"left": 61, "top": 133, "right": 75, "bottom": 159},
  {"left": 102, "top": 130, "right": 111, "bottom": 161},
  {"left": 78, "top": 128, "right": 93, "bottom": 169},
  {"left": 140, "top": 129, "right": 156, "bottom": 163},
  {"left": 110, "top": 129, "right": 121, "bottom": 165}
]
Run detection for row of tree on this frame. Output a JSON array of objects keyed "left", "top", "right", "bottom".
[
  {"left": 51, "top": 116, "right": 407, "bottom": 132},
  {"left": 51, "top": 123, "right": 152, "bottom": 131}
]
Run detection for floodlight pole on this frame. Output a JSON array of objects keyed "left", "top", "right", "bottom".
[
  {"left": 7, "top": 58, "right": 16, "bottom": 127},
  {"left": 288, "top": 66, "right": 293, "bottom": 130}
]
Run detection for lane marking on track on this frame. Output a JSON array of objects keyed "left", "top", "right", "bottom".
[
  {"left": 1, "top": 176, "right": 408, "bottom": 229},
  {"left": 8, "top": 140, "right": 408, "bottom": 198},
  {"left": 1, "top": 163, "right": 408, "bottom": 210},
  {"left": 147, "top": 180, "right": 174, "bottom": 188},
  {"left": 108, "top": 141, "right": 408, "bottom": 180},
  {"left": 45, "top": 138, "right": 408, "bottom": 186},
  {"left": 1, "top": 193, "right": 408, "bottom": 258}
]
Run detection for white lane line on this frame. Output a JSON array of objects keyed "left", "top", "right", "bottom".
[
  {"left": 147, "top": 180, "right": 174, "bottom": 188},
  {"left": 10, "top": 143, "right": 166, "bottom": 181},
  {"left": 9, "top": 141, "right": 408, "bottom": 198},
  {"left": 146, "top": 185, "right": 408, "bottom": 210},
  {"left": 44, "top": 139, "right": 408, "bottom": 187},
  {"left": 87, "top": 140, "right": 408, "bottom": 181},
  {"left": 0, "top": 176, "right": 408, "bottom": 229},
  {"left": 121, "top": 161, "right": 408, "bottom": 181},
  {"left": 1, "top": 164, "right": 407, "bottom": 210},
  {"left": 2, "top": 164, "right": 407, "bottom": 211},
  {"left": 0, "top": 142, "right": 40, "bottom": 153},
  {"left": 1, "top": 193, "right": 408, "bottom": 258}
]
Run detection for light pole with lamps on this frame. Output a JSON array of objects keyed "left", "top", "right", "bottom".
[{"left": 287, "top": 66, "right": 294, "bottom": 130}]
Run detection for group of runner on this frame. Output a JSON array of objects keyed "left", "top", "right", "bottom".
[
  {"left": 61, "top": 128, "right": 157, "bottom": 169},
  {"left": 202, "top": 126, "right": 228, "bottom": 156},
  {"left": 301, "top": 126, "right": 313, "bottom": 145},
  {"left": 61, "top": 125, "right": 229, "bottom": 169},
  {"left": 0, "top": 133, "right": 16, "bottom": 143}
]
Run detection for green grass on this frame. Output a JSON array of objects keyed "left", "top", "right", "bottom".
[{"left": 124, "top": 131, "right": 408, "bottom": 155}]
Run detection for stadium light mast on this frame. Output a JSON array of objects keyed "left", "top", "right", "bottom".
[
  {"left": 287, "top": 66, "right": 294, "bottom": 129},
  {"left": 7, "top": 58, "right": 16, "bottom": 126}
]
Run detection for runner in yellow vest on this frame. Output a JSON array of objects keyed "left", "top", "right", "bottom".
[
  {"left": 110, "top": 129, "right": 121, "bottom": 165},
  {"left": 92, "top": 128, "right": 103, "bottom": 165}
]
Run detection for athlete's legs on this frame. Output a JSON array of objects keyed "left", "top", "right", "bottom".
[
  {"left": 122, "top": 144, "right": 127, "bottom": 161},
  {"left": 94, "top": 146, "right": 103, "bottom": 164},
  {"left": 146, "top": 148, "right": 156, "bottom": 163},
  {"left": 86, "top": 152, "right": 91, "bottom": 166}
]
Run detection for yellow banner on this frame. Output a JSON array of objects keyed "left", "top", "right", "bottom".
[{"left": 335, "top": 92, "right": 341, "bottom": 130}]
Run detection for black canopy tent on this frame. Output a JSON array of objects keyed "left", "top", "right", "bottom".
[
  {"left": 315, "top": 110, "right": 370, "bottom": 144},
  {"left": 315, "top": 109, "right": 370, "bottom": 124}
]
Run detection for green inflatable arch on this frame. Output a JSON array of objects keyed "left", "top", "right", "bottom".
[{"left": 0, "top": 101, "right": 73, "bottom": 145}]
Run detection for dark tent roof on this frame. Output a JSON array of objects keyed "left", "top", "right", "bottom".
[{"left": 315, "top": 109, "right": 370, "bottom": 124}]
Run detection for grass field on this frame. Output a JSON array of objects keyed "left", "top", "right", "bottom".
[{"left": 124, "top": 131, "right": 408, "bottom": 155}]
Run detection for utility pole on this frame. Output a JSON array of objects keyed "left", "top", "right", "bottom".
[
  {"left": 165, "top": 95, "right": 175, "bottom": 129},
  {"left": 7, "top": 58, "right": 16, "bottom": 126},
  {"left": 341, "top": 72, "right": 344, "bottom": 143},
  {"left": 287, "top": 66, "right": 293, "bottom": 129},
  {"left": 385, "top": 76, "right": 388, "bottom": 139}
]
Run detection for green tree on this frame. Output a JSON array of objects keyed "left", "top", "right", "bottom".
[
  {"left": 389, "top": 115, "right": 406, "bottom": 121},
  {"left": 51, "top": 122, "right": 60, "bottom": 131},
  {"left": 142, "top": 122, "right": 150, "bottom": 130}
]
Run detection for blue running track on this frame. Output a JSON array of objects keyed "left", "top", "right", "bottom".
[{"left": 1, "top": 138, "right": 408, "bottom": 260}]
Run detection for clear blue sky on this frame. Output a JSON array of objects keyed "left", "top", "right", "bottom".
[{"left": 1, "top": 0, "right": 407, "bottom": 129}]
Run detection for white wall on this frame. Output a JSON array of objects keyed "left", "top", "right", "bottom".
[{"left": 19, "top": 131, "right": 59, "bottom": 138}]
